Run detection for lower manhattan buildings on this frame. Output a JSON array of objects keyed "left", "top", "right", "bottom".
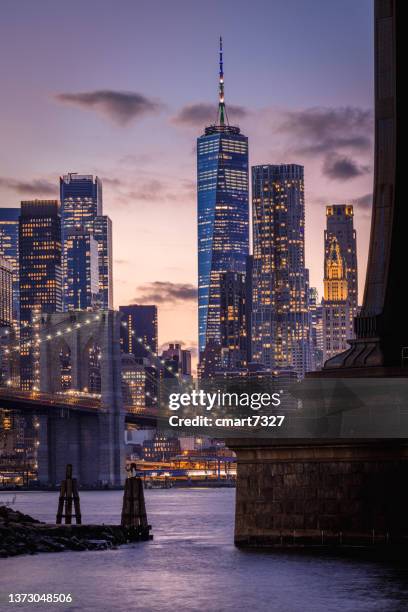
[
  {"left": 60, "top": 173, "right": 113, "bottom": 311},
  {"left": 322, "top": 204, "right": 358, "bottom": 364},
  {"left": 322, "top": 236, "right": 353, "bottom": 362},
  {"left": 197, "top": 38, "right": 249, "bottom": 357},
  {"left": 0, "top": 208, "right": 20, "bottom": 324},
  {"left": 251, "top": 164, "right": 311, "bottom": 378},
  {"left": 19, "top": 200, "right": 63, "bottom": 390}
]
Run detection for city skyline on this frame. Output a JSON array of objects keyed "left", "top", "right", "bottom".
[{"left": 0, "top": 0, "right": 374, "bottom": 360}]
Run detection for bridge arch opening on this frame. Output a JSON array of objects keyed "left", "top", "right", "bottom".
[{"left": 82, "top": 337, "right": 101, "bottom": 395}]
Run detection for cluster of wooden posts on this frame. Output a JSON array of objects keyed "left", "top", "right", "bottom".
[{"left": 56, "top": 464, "right": 152, "bottom": 540}]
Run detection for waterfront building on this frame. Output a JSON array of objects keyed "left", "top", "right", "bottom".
[
  {"left": 121, "top": 353, "right": 147, "bottom": 409},
  {"left": 19, "top": 200, "right": 62, "bottom": 390},
  {"left": 60, "top": 174, "right": 112, "bottom": 310},
  {"left": 322, "top": 237, "right": 353, "bottom": 362},
  {"left": 197, "top": 38, "right": 249, "bottom": 356},
  {"left": 0, "top": 208, "right": 20, "bottom": 324},
  {"left": 142, "top": 434, "right": 180, "bottom": 461},
  {"left": 119, "top": 305, "right": 158, "bottom": 360},
  {"left": 251, "top": 164, "right": 311, "bottom": 378}
]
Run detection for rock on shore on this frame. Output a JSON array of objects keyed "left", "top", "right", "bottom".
[{"left": 0, "top": 505, "right": 145, "bottom": 558}]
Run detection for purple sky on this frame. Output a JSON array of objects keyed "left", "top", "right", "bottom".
[{"left": 0, "top": 0, "right": 374, "bottom": 361}]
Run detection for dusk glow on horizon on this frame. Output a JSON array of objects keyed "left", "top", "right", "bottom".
[{"left": 0, "top": 0, "right": 374, "bottom": 362}]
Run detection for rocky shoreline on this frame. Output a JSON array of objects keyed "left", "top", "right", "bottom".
[{"left": 0, "top": 506, "right": 150, "bottom": 558}]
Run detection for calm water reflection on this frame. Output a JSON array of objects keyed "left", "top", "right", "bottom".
[{"left": 1, "top": 489, "right": 408, "bottom": 612}]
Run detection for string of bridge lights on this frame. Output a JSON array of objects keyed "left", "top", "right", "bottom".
[{"left": 3, "top": 313, "right": 195, "bottom": 393}]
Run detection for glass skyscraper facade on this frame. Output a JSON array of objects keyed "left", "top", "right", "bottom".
[
  {"left": 60, "top": 173, "right": 112, "bottom": 310},
  {"left": 0, "top": 257, "right": 13, "bottom": 327},
  {"left": 19, "top": 200, "right": 62, "bottom": 390},
  {"left": 0, "top": 208, "right": 20, "bottom": 325},
  {"left": 251, "top": 164, "right": 311, "bottom": 378},
  {"left": 64, "top": 229, "right": 99, "bottom": 310},
  {"left": 60, "top": 173, "right": 102, "bottom": 237},
  {"left": 93, "top": 215, "right": 113, "bottom": 309},
  {"left": 197, "top": 39, "right": 249, "bottom": 355}
]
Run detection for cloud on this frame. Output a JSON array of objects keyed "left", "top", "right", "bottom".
[
  {"left": 276, "top": 106, "right": 373, "bottom": 157},
  {"left": 133, "top": 281, "right": 197, "bottom": 304},
  {"left": 322, "top": 153, "right": 370, "bottom": 180},
  {"left": 127, "top": 179, "right": 165, "bottom": 201},
  {"left": 353, "top": 193, "right": 372, "bottom": 209},
  {"left": 172, "top": 102, "right": 248, "bottom": 127},
  {"left": 114, "top": 177, "right": 194, "bottom": 207},
  {"left": 54, "top": 90, "right": 163, "bottom": 125},
  {"left": 0, "top": 177, "right": 57, "bottom": 196}
]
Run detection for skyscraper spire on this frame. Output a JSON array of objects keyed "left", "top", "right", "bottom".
[{"left": 218, "top": 36, "right": 228, "bottom": 126}]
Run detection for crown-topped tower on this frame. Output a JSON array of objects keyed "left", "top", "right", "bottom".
[{"left": 324, "top": 237, "right": 348, "bottom": 302}]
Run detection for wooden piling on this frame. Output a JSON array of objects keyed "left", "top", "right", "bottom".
[
  {"left": 121, "top": 476, "right": 151, "bottom": 540},
  {"left": 56, "top": 464, "right": 82, "bottom": 525}
]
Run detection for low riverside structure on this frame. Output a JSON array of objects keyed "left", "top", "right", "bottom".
[
  {"left": 0, "top": 474, "right": 152, "bottom": 557},
  {"left": 0, "top": 505, "right": 148, "bottom": 557}
]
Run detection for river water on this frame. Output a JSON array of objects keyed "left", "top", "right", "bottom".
[{"left": 0, "top": 489, "right": 408, "bottom": 612}]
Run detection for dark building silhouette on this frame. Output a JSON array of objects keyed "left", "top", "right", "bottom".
[
  {"left": 119, "top": 304, "right": 158, "bottom": 360},
  {"left": 160, "top": 343, "right": 192, "bottom": 379},
  {"left": 0, "top": 258, "right": 13, "bottom": 327},
  {"left": 220, "top": 271, "right": 248, "bottom": 370},
  {"left": 0, "top": 208, "right": 20, "bottom": 324}
]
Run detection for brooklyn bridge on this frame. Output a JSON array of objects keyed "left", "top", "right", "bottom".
[{"left": 0, "top": 310, "right": 159, "bottom": 487}]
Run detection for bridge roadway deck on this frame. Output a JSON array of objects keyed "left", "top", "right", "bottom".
[{"left": 0, "top": 389, "right": 157, "bottom": 426}]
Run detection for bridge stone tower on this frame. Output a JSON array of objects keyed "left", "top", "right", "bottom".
[
  {"left": 38, "top": 310, "right": 125, "bottom": 487},
  {"left": 229, "top": 1, "right": 408, "bottom": 547}
]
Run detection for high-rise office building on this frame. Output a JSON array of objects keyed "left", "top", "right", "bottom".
[
  {"left": 325, "top": 204, "right": 358, "bottom": 311},
  {"left": 60, "top": 173, "right": 102, "bottom": 236},
  {"left": 251, "top": 164, "right": 311, "bottom": 378},
  {"left": 322, "top": 237, "right": 353, "bottom": 362},
  {"left": 93, "top": 215, "right": 113, "bottom": 309},
  {"left": 0, "top": 258, "right": 13, "bottom": 327},
  {"left": 19, "top": 200, "right": 62, "bottom": 389},
  {"left": 64, "top": 229, "right": 99, "bottom": 310},
  {"left": 219, "top": 271, "right": 248, "bottom": 370},
  {"left": 60, "top": 174, "right": 112, "bottom": 310},
  {"left": 197, "top": 38, "right": 249, "bottom": 356},
  {"left": 0, "top": 208, "right": 20, "bottom": 324},
  {"left": 119, "top": 305, "right": 158, "bottom": 360}
]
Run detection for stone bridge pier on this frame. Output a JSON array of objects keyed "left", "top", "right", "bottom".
[
  {"left": 38, "top": 310, "right": 125, "bottom": 487},
  {"left": 230, "top": 1, "right": 408, "bottom": 547}
]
